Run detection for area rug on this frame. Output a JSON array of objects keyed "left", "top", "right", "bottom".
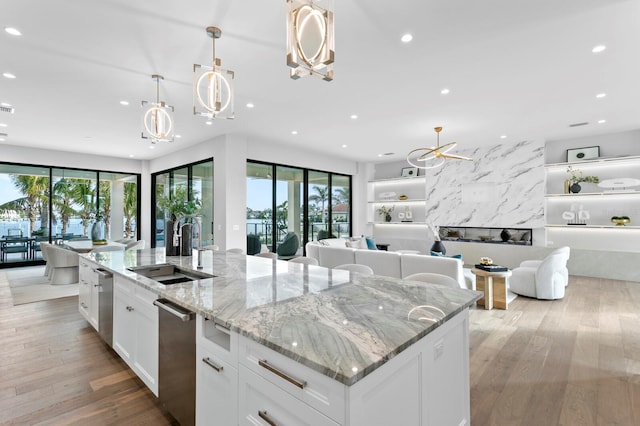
[{"left": 6, "top": 265, "right": 79, "bottom": 305}]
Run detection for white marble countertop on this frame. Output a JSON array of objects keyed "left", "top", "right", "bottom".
[{"left": 85, "top": 248, "right": 481, "bottom": 386}]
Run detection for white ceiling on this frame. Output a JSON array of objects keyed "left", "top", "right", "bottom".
[{"left": 1, "top": 0, "right": 638, "bottom": 163}]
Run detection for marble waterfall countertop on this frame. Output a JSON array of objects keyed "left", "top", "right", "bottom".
[{"left": 85, "top": 248, "right": 481, "bottom": 386}]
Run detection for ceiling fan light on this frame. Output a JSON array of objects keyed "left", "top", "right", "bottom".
[{"left": 406, "top": 127, "right": 472, "bottom": 169}]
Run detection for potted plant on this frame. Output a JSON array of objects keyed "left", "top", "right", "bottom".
[
  {"left": 376, "top": 205, "right": 394, "bottom": 222},
  {"left": 157, "top": 187, "right": 201, "bottom": 255},
  {"left": 566, "top": 166, "right": 599, "bottom": 193}
]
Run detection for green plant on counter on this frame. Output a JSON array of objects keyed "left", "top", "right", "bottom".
[
  {"left": 157, "top": 186, "right": 201, "bottom": 220},
  {"left": 566, "top": 166, "right": 599, "bottom": 185},
  {"left": 376, "top": 205, "right": 394, "bottom": 216}
]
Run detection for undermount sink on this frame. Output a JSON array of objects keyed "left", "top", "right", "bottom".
[{"left": 127, "top": 263, "right": 215, "bottom": 285}]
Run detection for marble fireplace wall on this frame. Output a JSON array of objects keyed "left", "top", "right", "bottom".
[{"left": 425, "top": 139, "right": 545, "bottom": 229}]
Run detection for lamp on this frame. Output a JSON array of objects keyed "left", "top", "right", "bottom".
[
  {"left": 141, "top": 75, "right": 174, "bottom": 144},
  {"left": 406, "top": 127, "right": 472, "bottom": 169},
  {"left": 193, "top": 26, "right": 234, "bottom": 120},
  {"left": 286, "top": 0, "right": 334, "bottom": 81}
]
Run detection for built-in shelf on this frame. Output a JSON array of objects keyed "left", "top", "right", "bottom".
[
  {"left": 544, "top": 155, "right": 640, "bottom": 252},
  {"left": 545, "top": 224, "right": 640, "bottom": 229},
  {"left": 368, "top": 176, "right": 426, "bottom": 183},
  {"left": 368, "top": 176, "right": 427, "bottom": 225},
  {"left": 369, "top": 199, "right": 426, "bottom": 204},
  {"left": 369, "top": 221, "right": 427, "bottom": 225}
]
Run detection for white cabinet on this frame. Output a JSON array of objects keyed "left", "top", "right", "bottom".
[
  {"left": 544, "top": 156, "right": 640, "bottom": 252},
  {"left": 196, "top": 315, "right": 238, "bottom": 426},
  {"left": 78, "top": 257, "right": 99, "bottom": 330},
  {"left": 112, "top": 275, "right": 159, "bottom": 396},
  {"left": 367, "top": 176, "right": 427, "bottom": 224}
]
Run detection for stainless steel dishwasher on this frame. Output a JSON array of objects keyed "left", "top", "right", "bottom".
[
  {"left": 153, "top": 298, "right": 196, "bottom": 426},
  {"left": 95, "top": 268, "right": 113, "bottom": 347}
]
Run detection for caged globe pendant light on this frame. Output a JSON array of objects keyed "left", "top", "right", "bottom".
[
  {"left": 193, "top": 26, "right": 235, "bottom": 120},
  {"left": 141, "top": 74, "right": 174, "bottom": 144},
  {"left": 407, "top": 127, "right": 472, "bottom": 169}
]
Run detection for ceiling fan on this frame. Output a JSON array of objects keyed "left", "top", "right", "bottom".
[{"left": 406, "top": 126, "right": 472, "bottom": 169}]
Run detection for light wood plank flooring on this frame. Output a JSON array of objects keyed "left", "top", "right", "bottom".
[{"left": 1, "top": 270, "right": 638, "bottom": 425}]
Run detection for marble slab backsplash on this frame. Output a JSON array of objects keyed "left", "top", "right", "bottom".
[{"left": 425, "top": 139, "right": 545, "bottom": 228}]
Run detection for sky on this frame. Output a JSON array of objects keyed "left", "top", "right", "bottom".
[{"left": 0, "top": 175, "right": 23, "bottom": 206}]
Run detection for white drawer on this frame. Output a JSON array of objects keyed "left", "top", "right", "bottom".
[
  {"left": 196, "top": 315, "right": 238, "bottom": 367},
  {"left": 238, "top": 335, "right": 345, "bottom": 424},
  {"left": 239, "top": 365, "right": 339, "bottom": 426},
  {"left": 196, "top": 345, "right": 238, "bottom": 426}
]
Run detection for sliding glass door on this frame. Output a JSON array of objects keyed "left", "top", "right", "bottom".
[{"left": 0, "top": 162, "right": 140, "bottom": 268}]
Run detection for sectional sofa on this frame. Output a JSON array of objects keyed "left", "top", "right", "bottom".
[{"left": 305, "top": 239, "right": 474, "bottom": 289}]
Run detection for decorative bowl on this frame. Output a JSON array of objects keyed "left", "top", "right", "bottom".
[
  {"left": 92, "top": 240, "right": 108, "bottom": 245},
  {"left": 398, "top": 195, "right": 408, "bottom": 200},
  {"left": 610, "top": 216, "right": 630, "bottom": 226}
]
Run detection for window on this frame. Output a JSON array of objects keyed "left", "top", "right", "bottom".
[
  {"left": 151, "top": 159, "right": 214, "bottom": 250},
  {"left": 0, "top": 162, "right": 140, "bottom": 267},
  {"left": 247, "top": 161, "right": 351, "bottom": 255}
]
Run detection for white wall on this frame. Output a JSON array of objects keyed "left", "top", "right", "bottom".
[{"left": 545, "top": 129, "right": 640, "bottom": 163}]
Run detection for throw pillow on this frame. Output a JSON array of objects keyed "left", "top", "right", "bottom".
[
  {"left": 430, "top": 251, "right": 463, "bottom": 259},
  {"left": 365, "top": 237, "right": 378, "bottom": 250}
]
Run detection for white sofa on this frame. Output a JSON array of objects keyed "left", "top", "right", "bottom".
[{"left": 306, "top": 239, "right": 471, "bottom": 289}]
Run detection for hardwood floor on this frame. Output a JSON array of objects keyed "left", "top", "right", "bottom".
[
  {"left": 0, "top": 269, "right": 175, "bottom": 425},
  {"left": 1, "top": 270, "right": 638, "bottom": 425}
]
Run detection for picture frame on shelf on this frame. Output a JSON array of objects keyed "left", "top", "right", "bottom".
[
  {"left": 566, "top": 146, "right": 600, "bottom": 162},
  {"left": 401, "top": 166, "right": 418, "bottom": 177}
]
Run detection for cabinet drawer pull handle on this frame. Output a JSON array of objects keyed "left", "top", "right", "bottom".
[
  {"left": 258, "top": 410, "right": 277, "bottom": 426},
  {"left": 202, "top": 357, "right": 223, "bottom": 372},
  {"left": 126, "top": 306, "right": 134, "bottom": 312},
  {"left": 214, "top": 322, "right": 231, "bottom": 335},
  {"left": 258, "top": 359, "right": 306, "bottom": 389}
]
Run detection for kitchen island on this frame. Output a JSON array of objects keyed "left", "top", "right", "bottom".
[{"left": 82, "top": 248, "right": 480, "bottom": 426}]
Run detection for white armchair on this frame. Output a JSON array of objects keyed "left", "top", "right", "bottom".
[
  {"left": 48, "top": 245, "right": 79, "bottom": 285},
  {"left": 510, "top": 247, "right": 570, "bottom": 300}
]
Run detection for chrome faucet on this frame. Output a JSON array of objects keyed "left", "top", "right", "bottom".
[{"left": 173, "top": 214, "right": 205, "bottom": 269}]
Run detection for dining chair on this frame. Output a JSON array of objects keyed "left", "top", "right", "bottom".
[
  {"left": 333, "top": 264, "right": 374, "bottom": 275},
  {"left": 403, "top": 272, "right": 460, "bottom": 288}
]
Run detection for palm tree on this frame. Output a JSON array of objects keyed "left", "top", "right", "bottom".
[
  {"left": 123, "top": 182, "right": 137, "bottom": 238},
  {"left": 309, "top": 185, "right": 329, "bottom": 223},
  {"left": 53, "top": 179, "right": 78, "bottom": 234},
  {"left": 9, "top": 175, "right": 49, "bottom": 233},
  {"left": 70, "top": 179, "right": 96, "bottom": 236}
]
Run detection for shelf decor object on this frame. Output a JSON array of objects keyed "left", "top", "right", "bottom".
[
  {"left": 610, "top": 216, "right": 631, "bottom": 226},
  {"left": 566, "top": 165, "right": 599, "bottom": 193},
  {"left": 401, "top": 167, "right": 418, "bottom": 177},
  {"left": 141, "top": 75, "right": 174, "bottom": 144},
  {"left": 407, "top": 126, "right": 472, "bottom": 170},
  {"left": 286, "top": 0, "right": 334, "bottom": 81},
  {"left": 598, "top": 178, "right": 640, "bottom": 191},
  {"left": 377, "top": 205, "right": 394, "bottom": 222},
  {"left": 566, "top": 145, "right": 599, "bottom": 162},
  {"left": 193, "top": 26, "right": 235, "bottom": 120}
]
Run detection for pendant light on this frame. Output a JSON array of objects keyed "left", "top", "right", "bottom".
[
  {"left": 141, "top": 75, "right": 174, "bottom": 144},
  {"left": 193, "top": 26, "right": 234, "bottom": 120},
  {"left": 407, "top": 127, "right": 472, "bottom": 169},
  {"left": 286, "top": 0, "right": 335, "bottom": 81}
]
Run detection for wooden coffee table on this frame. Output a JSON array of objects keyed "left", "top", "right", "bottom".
[{"left": 471, "top": 268, "right": 512, "bottom": 310}]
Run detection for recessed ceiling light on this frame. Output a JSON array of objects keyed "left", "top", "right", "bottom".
[
  {"left": 592, "top": 45, "right": 606, "bottom": 53},
  {"left": 0, "top": 138, "right": 5, "bottom": 142},
  {"left": 596, "top": 93, "right": 606, "bottom": 98},
  {"left": 291, "top": 130, "right": 298, "bottom": 135},
  {"left": 500, "top": 135, "right": 507, "bottom": 139},
  {"left": 206, "top": 120, "right": 213, "bottom": 125},
  {"left": 598, "top": 119, "right": 606, "bottom": 124},
  {"left": 440, "top": 88, "right": 450, "bottom": 95},
  {"left": 246, "top": 103, "right": 255, "bottom": 108},
  {"left": 0, "top": 102, "right": 11, "bottom": 107},
  {"left": 4, "top": 27, "right": 21, "bottom": 36},
  {"left": 0, "top": 123, "right": 7, "bottom": 127},
  {"left": 120, "top": 100, "right": 129, "bottom": 106},
  {"left": 350, "top": 114, "right": 358, "bottom": 119},
  {"left": 401, "top": 33, "right": 413, "bottom": 43},
  {"left": 377, "top": 154, "right": 383, "bottom": 157},
  {"left": 3, "top": 72, "right": 16, "bottom": 79},
  {"left": 149, "top": 145, "right": 155, "bottom": 149},
  {"left": 175, "top": 134, "right": 182, "bottom": 138},
  {"left": 341, "top": 144, "right": 347, "bottom": 148},
  {"left": 129, "top": 154, "right": 134, "bottom": 158}
]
